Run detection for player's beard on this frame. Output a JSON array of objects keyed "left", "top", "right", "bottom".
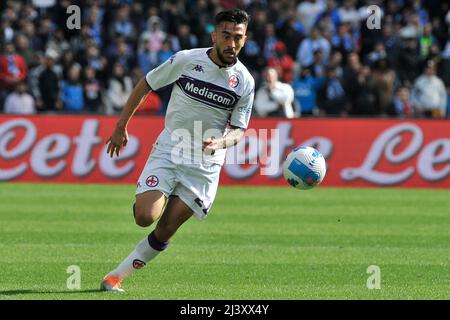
[{"left": 216, "top": 45, "right": 237, "bottom": 66}]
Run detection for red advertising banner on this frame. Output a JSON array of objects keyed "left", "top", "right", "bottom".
[{"left": 0, "top": 115, "right": 449, "bottom": 188}]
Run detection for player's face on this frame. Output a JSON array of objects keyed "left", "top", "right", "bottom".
[{"left": 212, "top": 22, "right": 247, "bottom": 65}]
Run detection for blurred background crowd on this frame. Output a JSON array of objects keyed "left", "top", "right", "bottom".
[{"left": 0, "top": 0, "right": 449, "bottom": 118}]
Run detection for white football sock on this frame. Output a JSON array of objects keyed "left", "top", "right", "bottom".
[{"left": 107, "top": 234, "right": 165, "bottom": 281}]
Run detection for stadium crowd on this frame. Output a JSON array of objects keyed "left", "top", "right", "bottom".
[{"left": 0, "top": 0, "right": 449, "bottom": 118}]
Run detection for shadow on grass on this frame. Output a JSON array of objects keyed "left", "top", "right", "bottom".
[{"left": 0, "top": 289, "right": 104, "bottom": 296}]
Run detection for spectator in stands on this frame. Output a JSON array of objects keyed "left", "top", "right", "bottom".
[
  {"left": 0, "top": 42, "right": 28, "bottom": 92},
  {"left": 83, "top": 66, "right": 102, "bottom": 113},
  {"left": 109, "top": 4, "right": 136, "bottom": 44},
  {"left": 381, "top": 22, "right": 401, "bottom": 67},
  {"left": 310, "top": 48, "right": 326, "bottom": 78},
  {"left": 34, "top": 48, "right": 62, "bottom": 112},
  {"left": 387, "top": 87, "right": 414, "bottom": 117},
  {"left": 411, "top": 60, "right": 447, "bottom": 118},
  {"left": 262, "top": 23, "right": 277, "bottom": 62},
  {"left": 61, "top": 63, "right": 84, "bottom": 113},
  {"left": 267, "top": 41, "right": 295, "bottom": 83},
  {"left": 161, "top": 0, "right": 189, "bottom": 36},
  {"left": 46, "top": 28, "right": 70, "bottom": 59},
  {"left": 0, "top": 20, "right": 14, "bottom": 46},
  {"left": 4, "top": 81, "right": 35, "bottom": 114},
  {"left": 296, "top": 27, "right": 331, "bottom": 67},
  {"left": 297, "top": 0, "right": 326, "bottom": 34},
  {"left": 82, "top": 43, "right": 108, "bottom": 81},
  {"left": 84, "top": 4, "right": 104, "bottom": 48},
  {"left": 292, "top": 66, "right": 324, "bottom": 116},
  {"left": 114, "top": 39, "right": 134, "bottom": 71},
  {"left": 331, "top": 22, "right": 357, "bottom": 58},
  {"left": 69, "top": 25, "right": 92, "bottom": 55},
  {"left": 366, "top": 41, "right": 387, "bottom": 66},
  {"left": 249, "top": 9, "right": 268, "bottom": 50},
  {"left": 396, "top": 36, "right": 420, "bottom": 87},
  {"left": 343, "top": 51, "right": 361, "bottom": 111},
  {"left": 276, "top": 11, "right": 304, "bottom": 59},
  {"left": 338, "top": 0, "right": 360, "bottom": 30},
  {"left": 328, "top": 49, "right": 344, "bottom": 78},
  {"left": 139, "top": 16, "right": 166, "bottom": 54},
  {"left": 316, "top": 0, "right": 341, "bottom": 29},
  {"left": 318, "top": 66, "right": 349, "bottom": 116},
  {"left": 371, "top": 58, "right": 396, "bottom": 115},
  {"left": 21, "top": 3, "right": 38, "bottom": 23},
  {"left": 138, "top": 37, "right": 159, "bottom": 75},
  {"left": 104, "top": 62, "right": 133, "bottom": 115},
  {"left": 188, "top": 0, "right": 215, "bottom": 47},
  {"left": 171, "top": 24, "right": 198, "bottom": 51},
  {"left": 352, "top": 65, "right": 378, "bottom": 115},
  {"left": 60, "top": 49, "right": 75, "bottom": 79},
  {"left": 14, "top": 33, "right": 34, "bottom": 68},
  {"left": 36, "top": 17, "right": 54, "bottom": 53},
  {"left": 129, "top": 2, "right": 146, "bottom": 32},
  {"left": 238, "top": 31, "right": 263, "bottom": 75},
  {"left": 158, "top": 39, "right": 174, "bottom": 64},
  {"left": 21, "top": 21, "right": 40, "bottom": 52},
  {"left": 254, "top": 67, "right": 296, "bottom": 118},
  {"left": 418, "top": 23, "right": 437, "bottom": 60},
  {"left": 399, "top": 13, "right": 424, "bottom": 40}
]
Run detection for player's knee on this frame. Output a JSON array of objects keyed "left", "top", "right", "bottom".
[
  {"left": 135, "top": 214, "right": 154, "bottom": 227},
  {"left": 133, "top": 204, "right": 157, "bottom": 227}
]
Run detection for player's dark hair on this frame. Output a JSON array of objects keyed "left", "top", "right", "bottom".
[{"left": 215, "top": 8, "right": 250, "bottom": 27}]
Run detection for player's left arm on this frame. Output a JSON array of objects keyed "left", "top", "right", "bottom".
[
  {"left": 202, "top": 126, "right": 245, "bottom": 153},
  {"left": 203, "top": 80, "right": 254, "bottom": 153}
]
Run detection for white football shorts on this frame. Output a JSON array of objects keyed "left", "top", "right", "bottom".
[{"left": 135, "top": 144, "right": 221, "bottom": 220}]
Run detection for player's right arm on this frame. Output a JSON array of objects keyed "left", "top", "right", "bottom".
[
  {"left": 106, "top": 77, "right": 151, "bottom": 157},
  {"left": 106, "top": 50, "right": 188, "bottom": 157}
]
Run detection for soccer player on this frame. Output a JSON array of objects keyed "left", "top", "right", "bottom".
[{"left": 100, "top": 8, "right": 254, "bottom": 292}]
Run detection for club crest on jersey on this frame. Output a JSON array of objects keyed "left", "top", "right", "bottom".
[
  {"left": 146, "top": 175, "right": 159, "bottom": 187},
  {"left": 133, "top": 259, "right": 146, "bottom": 269},
  {"left": 228, "top": 74, "right": 239, "bottom": 88}
]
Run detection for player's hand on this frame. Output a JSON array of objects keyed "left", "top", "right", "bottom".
[
  {"left": 202, "top": 138, "right": 222, "bottom": 155},
  {"left": 106, "top": 126, "right": 128, "bottom": 157}
]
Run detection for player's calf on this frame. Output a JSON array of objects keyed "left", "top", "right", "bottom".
[{"left": 153, "top": 195, "right": 194, "bottom": 242}]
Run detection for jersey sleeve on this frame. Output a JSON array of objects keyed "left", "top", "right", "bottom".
[
  {"left": 229, "top": 80, "right": 255, "bottom": 129},
  {"left": 145, "top": 50, "right": 189, "bottom": 91}
]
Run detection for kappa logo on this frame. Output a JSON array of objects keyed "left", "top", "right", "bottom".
[
  {"left": 194, "top": 197, "right": 210, "bottom": 215},
  {"left": 192, "top": 64, "right": 204, "bottom": 73},
  {"left": 146, "top": 175, "right": 159, "bottom": 187},
  {"left": 133, "top": 259, "right": 146, "bottom": 269},
  {"left": 228, "top": 74, "right": 239, "bottom": 88}
]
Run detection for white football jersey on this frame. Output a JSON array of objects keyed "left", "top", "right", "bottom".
[{"left": 145, "top": 48, "right": 255, "bottom": 165}]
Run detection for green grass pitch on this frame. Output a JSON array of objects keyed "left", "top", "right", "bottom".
[{"left": 0, "top": 183, "right": 449, "bottom": 300}]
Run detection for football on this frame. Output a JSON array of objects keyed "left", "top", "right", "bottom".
[{"left": 282, "top": 146, "right": 327, "bottom": 190}]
